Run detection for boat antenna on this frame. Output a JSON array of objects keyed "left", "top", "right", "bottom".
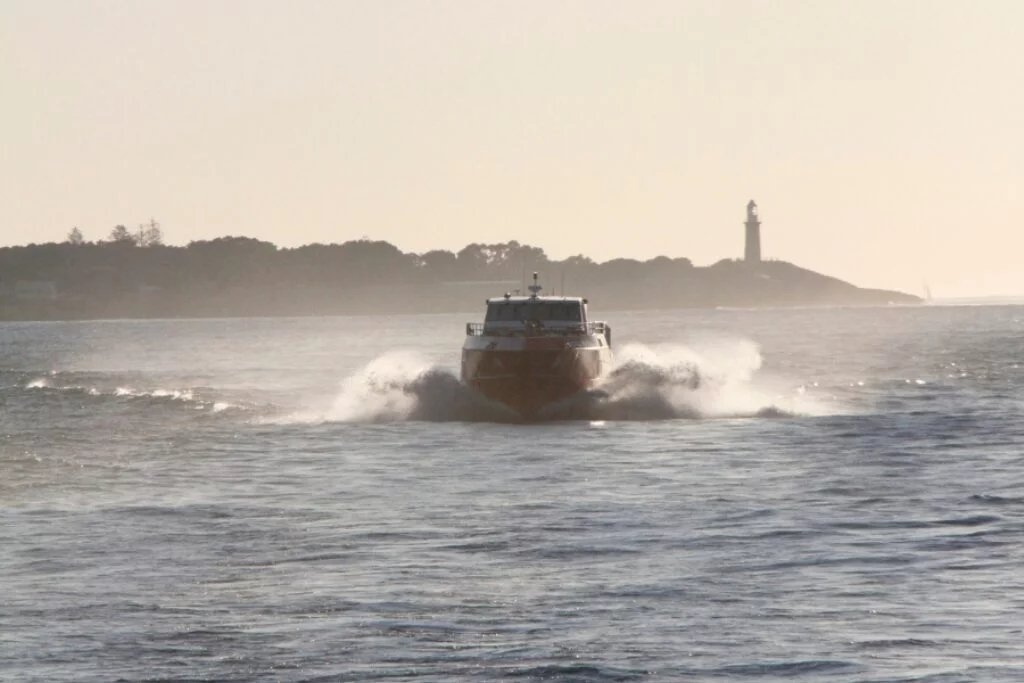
[{"left": 528, "top": 272, "right": 542, "bottom": 298}]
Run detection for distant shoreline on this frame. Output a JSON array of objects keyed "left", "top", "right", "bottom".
[
  {"left": 0, "top": 292, "right": 922, "bottom": 324},
  {"left": 0, "top": 237, "right": 919, "bottom": 322}
]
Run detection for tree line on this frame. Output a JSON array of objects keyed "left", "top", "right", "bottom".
[
  {"left": 1, "top": 224, "right": 915, "bottom": 318},
  {"left": 3, "top": 225, "right": 696, "bottom": 293},
  {"left": 66, "top": 220, "right": 164, "bottom": 248}
]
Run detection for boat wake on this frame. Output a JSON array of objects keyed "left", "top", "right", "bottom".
[
  {"left": 280, "top": 352, "right": 521, "bottom": 424},
  {"left": 285, "top": 339, "right": 825, "bottom": 424},
  {"left": 540, "top": 342, "right": 796, "bottom": 421}
]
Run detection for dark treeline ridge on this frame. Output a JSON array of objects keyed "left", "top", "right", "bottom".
[{"left": 0, "top": 235, "right": 919, "bottom": 320}]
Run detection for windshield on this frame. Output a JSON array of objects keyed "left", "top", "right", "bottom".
[{"left": 486, "top": 302, "right": 583, "bottom": 323}]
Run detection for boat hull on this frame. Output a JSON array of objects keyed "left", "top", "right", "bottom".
[{"left": 461, "top": 344, "right": 609, "bottom": 416}]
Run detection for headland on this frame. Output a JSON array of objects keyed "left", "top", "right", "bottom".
[{"left": 0, "top": 236, "right": 918, "bottom": 321}]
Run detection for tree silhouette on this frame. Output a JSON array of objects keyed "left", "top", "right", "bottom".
[
  {"left": 136, "top": 219, "right": 163, "bottom": 247},
  {"left": 417, "top": 250, "right": 458, "bottom": 281},
  {"left": 66, "top": 227, "right": 85, "bottom": 245},
  {"left": 108, "top": 225, "right": 135, "bottom": 245}
]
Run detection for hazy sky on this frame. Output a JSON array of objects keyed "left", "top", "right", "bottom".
[{"left": 3, "top": 1, "right": 1023, "bottom": 297}]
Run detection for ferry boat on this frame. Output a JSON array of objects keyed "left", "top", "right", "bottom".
[{"left": 461, "top": 273, "right": 612, "bottom": 417}]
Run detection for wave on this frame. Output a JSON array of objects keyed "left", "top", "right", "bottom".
[
  {"left": 279, "top": 339, "right": 827, "bottom": 424},
  {"left": 22, "top": 376, "right": 242, "bottom": 414}
]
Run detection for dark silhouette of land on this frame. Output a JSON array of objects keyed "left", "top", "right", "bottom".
[{"left": 0, "top": 236, "right": 919, "bottom": 321}]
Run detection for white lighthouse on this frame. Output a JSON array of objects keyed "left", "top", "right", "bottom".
[{"left": 744, "top": 200, "right": 761, "bottom": 263}]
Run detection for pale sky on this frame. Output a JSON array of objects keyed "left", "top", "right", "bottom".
[{"left": 3, "top": 0, "right": 1023, "bottom": 297}]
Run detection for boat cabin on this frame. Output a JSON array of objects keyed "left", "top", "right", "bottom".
[{"left": 465, "top": 272, "right": 608, "bottom": 342}]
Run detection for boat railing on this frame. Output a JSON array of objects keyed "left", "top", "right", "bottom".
[{"left": 465, "top": 321, "right": 608, "bottom": 337}]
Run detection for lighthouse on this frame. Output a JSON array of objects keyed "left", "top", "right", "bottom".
[{"left": 744, "top": 200, "right": 761, "bottom": 263}]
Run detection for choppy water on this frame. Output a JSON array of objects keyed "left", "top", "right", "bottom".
[{"left": 2, "top": 306, "right": 1024, "bottom": 682}]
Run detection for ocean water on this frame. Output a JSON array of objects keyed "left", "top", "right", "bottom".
[{"left": 2, "top": 305, "right": 1023, "bottom": 682}]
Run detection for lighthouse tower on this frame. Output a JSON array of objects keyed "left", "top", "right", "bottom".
[{"left": 744, "top": 199, "right": 761, "bottom": 263}]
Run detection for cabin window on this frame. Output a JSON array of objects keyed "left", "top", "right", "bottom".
[{"left": 485, "top": 302, "right": 583, "bottom": 322}]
